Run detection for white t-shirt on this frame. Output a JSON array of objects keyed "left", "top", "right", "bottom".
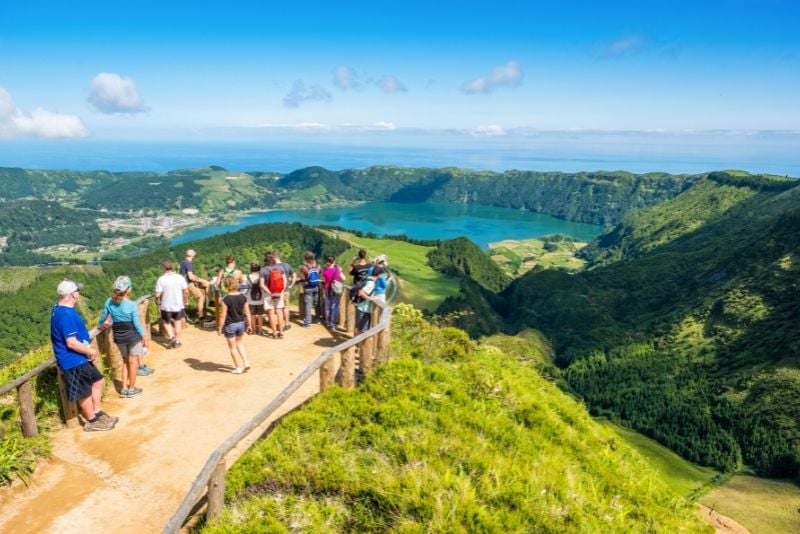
[{"left": 155, "top": 272, "right": 188, "bottom": 311}]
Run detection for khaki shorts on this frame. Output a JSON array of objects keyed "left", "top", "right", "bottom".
[
  {"left": 187, "top": 284, "right": 205, "bottom": 300},
  {"left": 267, "top": 294, "right": 285, "bottom": 310}
]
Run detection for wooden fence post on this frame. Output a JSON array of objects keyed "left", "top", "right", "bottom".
[
  {"left": 207, "top": 458, "right": 227, "bottom": 521},
  {"left": 376, "top": 327, "right": 390, "bottom": 365},
  {"left": 338, "top": 290, "right": 347, "bottom": 330},
  {"left": 56, "top": 368, "right": 79, "bottom": 428},
  {"left": 337, "top": 346, "right": 356, "bottom": 388},
  {"left": 345, "top": 300, "right": 356, "bottom": 335},
  {"left": 18, "top": 381, "right": 38, "bottom": 438},
  {"left": 320, "top": 355, "right": 335, "bottom": 392},
  {"left": 359, "top": 335, "right": 375, "bottom": 373}
]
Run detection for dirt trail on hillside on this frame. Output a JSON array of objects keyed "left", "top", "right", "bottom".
[
  {"left": 0, "top": 313, "right": 346, "bottom": 533},
  {"left": 699, "top": 504, "right": 751, "bottom": 534}
]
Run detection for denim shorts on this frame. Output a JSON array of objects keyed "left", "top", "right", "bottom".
[{"left": 223, "top": 320, "right": 246, "bottom": 338}]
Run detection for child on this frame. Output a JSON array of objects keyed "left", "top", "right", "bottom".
[{"left": 218, "top": 276, "right": 252, "bottom": 374}]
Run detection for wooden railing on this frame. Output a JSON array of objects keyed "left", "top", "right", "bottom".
[
  {"left": 0, "top": 295, "right": 153, "bottom": 435},
  {"left": 163, "top": 283, "right": 394, "bottom": 533}
]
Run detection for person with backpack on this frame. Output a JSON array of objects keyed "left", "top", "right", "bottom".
[
  {"left": 272, "top": 251, "right": 296, "bottom": 332},
  {"left": 355, "top": 266, "right": 383, "bottom": 334},
  {"left": 322, "top": 255, "right": 345, "bottom": 329},
  {"left": 299, "top": 251, "right": 323, "bottom": 327},
  {"left": 368, "top": 254, "right": 391, "bottom": 303},
  {"left": 349, "top": 249, "right": 371, "bottom": 306},
  {"left": 243, "top": 262, "right": 264, "bottom": 335},
  {"left": 213, "top": 255, "right": 243, "bottom": 297},
  {"left": 260, "top": 253, "right": 287, "bottom": 338}
]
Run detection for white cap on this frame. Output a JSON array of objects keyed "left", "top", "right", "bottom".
[
  {"left": 374, "top": 254, "right": 389, "bottom": 267},
  {"left": 57, "top": 279, "right": 83, "bottom": 297},
  {"left": 186, "top": 249, "right": 197, "bottom": 258}
]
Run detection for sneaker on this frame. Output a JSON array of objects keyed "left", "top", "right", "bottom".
[
  {"left": 284, "top": 324, "right": 291, "bottom": 331},
  {"left": 97, "top": 411, "right": 119, "bottom": 425},
  {"left": 173, "top": 340, "right": 182, "bottom": 348},
  {"left": 118, "top": 388, "right": 130, "bottom": 398},
  {"left": 137, "top": 366, "right": 155, "bottom": 376},
  {"left": 127, "top": 387, "right": 143, "bottom": 398},
  {"left": 243, "top": 361, "right": 251, "bottom": 370},
  {"left": 186, "top": 316, "right": 199, "bottom": 325},
  {"left": 303, "top": 323, "right": 311, "bottom": 328},
  {"left": 84, "top": 418, "right": 115, "bottom": 432},
  {"left": 230, "top": 367, "right": 244, "bottom": 374},
  {"left": 167, "top": 337, "right": 176, "bottom": 349},
  {"left": 203, "top": 319, "right": 217, "bottom": 328}
]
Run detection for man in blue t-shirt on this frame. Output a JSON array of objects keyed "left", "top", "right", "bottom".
[
  {"left": 179, "top": 249, "right": 210, "bottom": 322},
  {"left": 51, "top": 279, "right": 117, "bottom": 432}
]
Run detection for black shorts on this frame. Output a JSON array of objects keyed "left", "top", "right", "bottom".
[
  {"left": 63, "top": 361, "right": 104, "bottom": 402},
  {"left": 160, "top": 309, "right": 186, "bottom": 324},
  {"left": 249, "top": 303, "right": 264, "bottom": 315}
]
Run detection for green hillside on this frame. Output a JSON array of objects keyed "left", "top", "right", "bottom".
[
  {"left": 495, "top": 172, "right": 800, "bottom": 479},
  {"left": 202, "top": 305, "right": 708, "bottom": 533}
]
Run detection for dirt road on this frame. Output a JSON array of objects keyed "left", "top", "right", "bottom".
[{"left": 0, "top": 317, "right": 344, "bottom": 533}]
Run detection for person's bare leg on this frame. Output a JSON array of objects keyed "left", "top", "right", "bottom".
[
  {"left": 121, "top": 357, "right": 129, "bottom": 391},
  {"left": 90, "top": 378, "right": 104, "bottom": 414},
  {"left": 226, "top": 336, "right": 243, "bottom": 369},
  {"left": 236, "top": 337, "right": 249, "bottom": 368},
  {"left": 127, "top": 355, "right": 139, "bottom": 389},
  {"left": 163, "top": 320, "right": 175, "bottom": 342},
  {"left": 174, "top": 318, "right": 183, "bottom": 343},
  {"left": 268, "top": 309, "right": 277, "bottom": 335}
]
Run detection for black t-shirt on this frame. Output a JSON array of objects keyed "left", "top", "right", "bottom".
[
  {"left": 351, "top": 262, "right": 371, "bottom": 283},
  {"left": 222, "top": 293, "right": 247, "bottom": 325}
]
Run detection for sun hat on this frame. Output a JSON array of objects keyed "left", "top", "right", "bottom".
[
  {"left": 186, "top": 249, "right": 197, "bottom": 257},
  {"left": 374, "top": 254, "right": 389, "bottom": 266},
  {"left": 114, "top": 276, "right": 132, "bottom": 292},
  {"left": 57, "top": 279, "right": 83, "bottom": 297}
]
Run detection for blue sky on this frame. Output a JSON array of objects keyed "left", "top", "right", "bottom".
[{"left": 0, "top": 0, "right": 799, "bottom": 144}]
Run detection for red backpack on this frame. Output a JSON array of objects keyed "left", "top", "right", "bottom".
[{"left": 267, "top": 268, "right": 285, "bottom": 293}]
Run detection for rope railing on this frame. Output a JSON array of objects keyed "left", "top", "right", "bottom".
[
  {"left": 0, "top": 294, "right": 154, "bottom": 436},
  {"left": 163, "top": 278, "right": 395, "bottom": 533}
]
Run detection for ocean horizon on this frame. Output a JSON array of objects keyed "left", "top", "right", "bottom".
[{"left": 0, "top": 135, "right": 798, "bottom": 176}]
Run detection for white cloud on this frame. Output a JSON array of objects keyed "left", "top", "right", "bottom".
[
  {"left": 462, "top": 61, "right": 523, "bottom": 94},
  {"left": 602, "top": 35, "right": 648, "bottom": 58},
  {"left": 0, "top": 86, "right": 89, "bottom": 139},
  {"left": 283, "top": 80, "right": 333, "bottom": 108},
  {"left": 376, "top": 75, "right": 407, "bottom": 94},
  {"left": 87, "top": 72, "right": 145, "bottom": 113},
  {"left": 470, "top": 124, "right": 507, "bottom": 137},
  {"left": 333, "top": 65, "right": 364, "bottom": 90}
]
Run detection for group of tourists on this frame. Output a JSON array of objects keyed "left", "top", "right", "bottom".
[{"left": 49, "top": 247, "right": 391, "bottom": 432}]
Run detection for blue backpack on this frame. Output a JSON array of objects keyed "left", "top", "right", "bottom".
[{"left": 305, "top": 264, "right": 321, "bottom": 288}]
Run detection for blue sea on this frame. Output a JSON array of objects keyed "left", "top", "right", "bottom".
[{"left": 0, "top": 133, "right": 798, "bottom": 176}]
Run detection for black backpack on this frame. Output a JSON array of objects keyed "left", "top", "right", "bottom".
[
  {"left": 349, "top": 278, "right": 368, "bottom": 304},
  {"left": 249, "top": 274, "right": 263, "bottom": 301}
]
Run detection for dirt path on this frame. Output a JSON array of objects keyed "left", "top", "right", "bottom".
[
  {"left": 0, "top": 314, "right": 346, "bottom": 533},
  {"left": 699, "top": 504, "right": 751, "bottom": 534}
]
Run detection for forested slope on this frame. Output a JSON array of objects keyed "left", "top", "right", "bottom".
[{"left": 496, "top": 173, "right": 800, "bottom": 479}]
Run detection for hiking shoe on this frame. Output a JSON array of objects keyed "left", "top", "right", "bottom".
[
  {"left": 127, "top": 387, "right": 143, "bottom": 398},
  {"left": 85, "top": 418, "right": 114, "bottom": 432},
  {"left": 303, "top": 323, "right": 311, "bottom": 328},
  {"left": 137, "top": 366, "right": 154, "bottom": 376},
  {"left": 118, "top": 389, "right": 130, "bottom": 398},
  {"left": 97, "top": 411, "right": 119, "bottom": 425}
]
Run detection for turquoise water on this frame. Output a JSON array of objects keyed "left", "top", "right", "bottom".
[{"left": 172, "top": 202, "right": 603, "bottom": 249}]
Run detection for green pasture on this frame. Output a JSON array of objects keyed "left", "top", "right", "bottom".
[
  {"left": 599, "top": 419, "right": 720, "bottom": 498},
  {"left": 489, "top": 237, "right": 586, "bottom": 277},
  {"left": 333, "top": 232, "right": 460, "bottom": 312},
  {"left": 0, "top": 267, "right": 42, "bottom": 293},
  {"left": 700, "top": 475, "right": 800, "bottom": 534}
]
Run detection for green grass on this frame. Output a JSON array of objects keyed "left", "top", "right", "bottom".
[
  {"left": 0, "top": 267, "right": 42, "bottom": 293},
  {"left": 699, "top": 475, "right": 800, "bottom": 534},
  {"left": 599, "top": 420, "right": 720, "bottom": 498},
  {"left": 334, "top": 232, "right": 461, "bottom": 311},
  {"left": 489, "top": 237, "right": 586, "bottom": 277},
  {"left": 202, "top": 305, "right": 707, "bottom": 533}
]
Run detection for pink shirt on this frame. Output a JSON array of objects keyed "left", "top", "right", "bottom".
[{"left": 322, "top": 265, "right": 343, "bottom": 291}]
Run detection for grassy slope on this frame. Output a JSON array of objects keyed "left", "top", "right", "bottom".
[
  {"left": 599, "top": 420, "right": 720, "bottom": 498},
  {"left": 0, "top": 267, "right": 42, "bottom": 293},
  {"left": 202, "top": 305, "right": 707, "bottom": 533},
  {"left": 699, "top": 476, "right": 800, "bottom": 534},
  {"left": 334, "top": 232, "right": 460, "bottom": 312},
  {"left": 489, "top": 237, "right": 587, "bottom": 277}
]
